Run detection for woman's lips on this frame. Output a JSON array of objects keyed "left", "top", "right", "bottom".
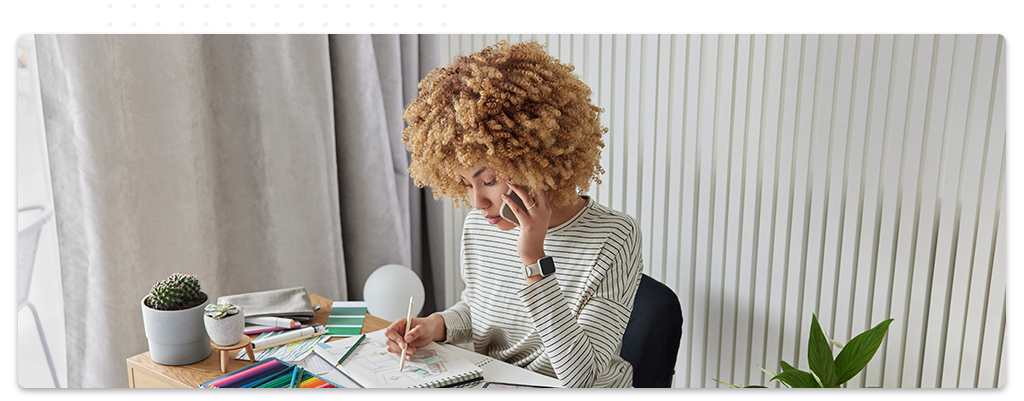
[{"left": 484, "top": 214, "right": 502, "bottom": 224}]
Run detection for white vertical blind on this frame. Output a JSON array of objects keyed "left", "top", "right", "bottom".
[{"left": 436, "top": 34, "right": 1005, "bottom": 388}]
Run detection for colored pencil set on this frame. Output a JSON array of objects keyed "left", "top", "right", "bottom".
[{"left": 200, "top": 357, "right": 343, "bottom": 388}]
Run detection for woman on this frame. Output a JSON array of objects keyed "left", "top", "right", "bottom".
[{"left": 385, "top": 40, "right": 643, "bottom": 388}]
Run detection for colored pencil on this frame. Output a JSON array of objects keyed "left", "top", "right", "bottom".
[
  {"left": 288, "top": 366, "right": 299, "bottom": 388},
  {"left": 336, "top": 334, "right": 365, "bottom": 365},
  {"left": 203, "top": 357, "right": 341, "bottom": 388},
  {"left": 238, "top": 364, "right": 292, "bottom": 388},
  {"left": 257, "top": 365, "right": 301, "bottom": 388},
  {"left": 239, "top": 368, "right": 288, "bottom": 388},
  {"left": 210, "top": 359, "right": 281, "bottom": 388},
  {"left": 303, "top": 377, "right": 334, "bottom": 388},
  {"left": 258, "top": 372, "right": 295, "bottom": 389}
]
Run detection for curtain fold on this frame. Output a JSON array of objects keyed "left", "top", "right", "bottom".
[
  {"left": 404, "top": 35, "right": 445, "bottom": 315},
  {"left": 35, "top": 34, "right": 441, "bottom": 388},
  {"left": 327, "top": 35, "right": 443, "bottom": 311}
]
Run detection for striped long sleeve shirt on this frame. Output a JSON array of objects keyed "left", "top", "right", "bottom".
[{"left": 436, "top": 196, "right": 643, "bottom": 388}]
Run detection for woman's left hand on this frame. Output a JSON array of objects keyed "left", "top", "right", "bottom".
[{"left": 504, "top": 181, "right": 550, "bottom": 269}]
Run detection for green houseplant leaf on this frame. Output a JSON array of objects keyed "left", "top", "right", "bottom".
[
  {"left": 770, "top": 361, "right": 820, "bottom": 388},
  {"left": 807, "top": 314, "right": 838, "bottom": 387},
  {"left": 716, "top": 315, "right": 894, "bottom": 389},
  {"left": 833, "top": 318, "right": 894, "bottom": 384},
  {"left": 713, "top": 379, "right": 740, "bottom": 388}
]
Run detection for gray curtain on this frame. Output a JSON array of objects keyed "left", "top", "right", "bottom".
[
  {"left": 35, "top": 34, "right": 442, "bottom": 388},
  {"left": 328, "top": 35, "right": 444, "bottom": 311}
]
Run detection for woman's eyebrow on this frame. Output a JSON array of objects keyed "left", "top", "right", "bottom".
[{"left": 460, "top": 167, "right": 488, "bottom": 182}]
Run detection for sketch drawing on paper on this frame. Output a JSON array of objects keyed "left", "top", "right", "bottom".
[{"left": 344, "top": 337, "right": 450, "bottom": 386}]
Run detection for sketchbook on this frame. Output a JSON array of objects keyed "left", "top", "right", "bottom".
[
  {"left": 314, "top": 329, "right": 483, "bottom": 388},
  {"left": 444, "top": 344, "right": 562, "bottom": 388}
]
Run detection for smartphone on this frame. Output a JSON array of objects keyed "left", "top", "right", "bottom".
[
  {"left": 482, "top": 381, "right": 552, "bottom": 388},
  {"left": 499, "top": 187, "right": 529, "bottom": 226}
]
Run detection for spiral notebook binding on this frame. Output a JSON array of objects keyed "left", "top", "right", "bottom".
[{"left": 411, "top": 369, "right": 484, "bottom": 388}]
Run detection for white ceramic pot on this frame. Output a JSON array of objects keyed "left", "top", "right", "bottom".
[
  {"left": 204, "top": 308, "right": 245, "bottom": 346},
  {"left": 141, "top": 292, "right": 212, "bottom": 365}
]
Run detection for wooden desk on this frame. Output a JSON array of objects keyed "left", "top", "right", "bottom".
[{"left": 126, "top": 294, "right": 390, "bottom": 388}]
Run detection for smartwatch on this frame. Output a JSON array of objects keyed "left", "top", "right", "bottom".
[{"left": 523, "top": 256, "right": 556, "bottom": 279}]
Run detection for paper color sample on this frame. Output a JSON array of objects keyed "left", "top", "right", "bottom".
[{"left": 325, "top": 301, "right": 367, "bottom": 338}]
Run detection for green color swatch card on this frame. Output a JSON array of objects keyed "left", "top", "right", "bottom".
[
  {"left": 327, "top": 316, "right": 365, "bottom": 326},
  {"left": 326, "top": 301, "right": 368, "bottom": 338}
]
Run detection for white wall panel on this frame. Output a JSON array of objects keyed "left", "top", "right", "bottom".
[
  {"left": 937, "top": 35, "right": 987, "bottom": 388},
  {"left": 784, "top": 34, "right": 817, "bottom": 377},
  {"left": 737, "top": 34, "right": 767, "bottom": 386},
  {"left": 435, "top": 34, "right": 1005, "bottom": 388},
  {"left": 754, "top": 33, "right": 785, "bottom": 386},
  {"left": 976, "top": 38, "right": 1006, "bottom": 388},
  {"left": 782, "top": 33, "right": 805, "bottom": 381}
]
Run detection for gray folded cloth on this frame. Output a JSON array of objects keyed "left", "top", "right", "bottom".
[{"left": 217, "top": 287, "right": 315, "bottom": 320}]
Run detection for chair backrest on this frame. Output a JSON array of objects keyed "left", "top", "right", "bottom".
[
  {"left": 619, "top": 274, "right": 683, "bottom": 388},
  {"left": 18, "top": 204, "right": 53, "bottom": 305}
]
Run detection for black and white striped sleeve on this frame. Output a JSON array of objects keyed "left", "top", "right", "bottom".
[
  {"left": 516, "top": 219, "right": 643, "bottom": 388},
  {"left": 434, "top": 223, "right": 474, "bottom": 345}
]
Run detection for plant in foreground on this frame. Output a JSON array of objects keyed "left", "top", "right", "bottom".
[{"left": 716, "top": 314, "right": 894, "bottom": 388}]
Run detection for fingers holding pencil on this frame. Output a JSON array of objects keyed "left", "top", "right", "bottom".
[
  {"left": 385, "top": 314, "right": 445, "bottom": 359},
  {"left": 384, "top": 322, "right": 419, "bottom": 356}
]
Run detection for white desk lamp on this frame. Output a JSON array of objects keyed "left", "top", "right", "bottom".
[{"left": 362, "top": 264, "right": 425, "bottom": 322}]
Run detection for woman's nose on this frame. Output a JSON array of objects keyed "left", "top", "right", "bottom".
[{"left": 469, "top": 188, "right": 489, "bottom": 209}]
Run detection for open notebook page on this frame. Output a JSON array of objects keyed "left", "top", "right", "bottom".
[{"left": 315, "top": 329, "right": 482, "bottom": 388}]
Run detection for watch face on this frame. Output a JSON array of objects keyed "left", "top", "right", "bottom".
[{"left": 539, "top": 257, "right": 555, "bottom": 275}]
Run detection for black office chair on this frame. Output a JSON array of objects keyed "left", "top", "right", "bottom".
[{"left": 620, "top": 274, "right": 683, "bottom": 388}]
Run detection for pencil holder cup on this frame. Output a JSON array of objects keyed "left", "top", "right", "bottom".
[{"left": 204, "top": 304, "right": 244, "bottom": 346}]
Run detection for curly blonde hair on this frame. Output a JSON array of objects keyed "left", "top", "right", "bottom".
[{"left": 402, "top": 40, "right": 606, "bottom": 208}]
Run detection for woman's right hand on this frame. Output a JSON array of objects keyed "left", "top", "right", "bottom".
[{"left": 383, "top": 314, "right": 446, "bottom": 359}]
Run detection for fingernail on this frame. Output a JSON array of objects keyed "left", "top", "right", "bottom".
[{"left": 405, "top": 336, "right": 412, "bottom": 342}]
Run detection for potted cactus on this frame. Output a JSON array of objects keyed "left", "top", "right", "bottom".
[
  {"left": 140, "top": 273, "right": 211, "bottom": 365},
  {"left": 204, "top": 303, "right": 244, "bottom": 346}
]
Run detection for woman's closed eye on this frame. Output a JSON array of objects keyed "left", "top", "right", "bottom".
[{"left": 463, "top": 179, "right": 496, "bottom": 188}]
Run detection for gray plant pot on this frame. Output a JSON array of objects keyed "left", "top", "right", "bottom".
[
  {"left": 204, "top": 308, "right": 245, "bottom": 346},
  {"left": 141, "top": 292, "right": 212, "bottom": 365}
]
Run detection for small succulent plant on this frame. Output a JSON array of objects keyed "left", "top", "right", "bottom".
[
  {"left": 204, "top": 303, "right": 239, "bottom": 319},
  {"left": 147, "top": 273, "right": 204, "bottom": 311}
]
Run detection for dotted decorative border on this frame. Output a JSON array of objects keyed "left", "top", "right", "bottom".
[{"left": 102, "top": 2, "right": 449, "bottom": 29}]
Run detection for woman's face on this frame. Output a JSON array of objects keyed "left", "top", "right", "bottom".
[{"left": 457, "top": 165, "right": 517, "bottom": 231}]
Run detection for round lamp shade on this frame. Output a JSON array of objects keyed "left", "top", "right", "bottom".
[{"left": 362, "top": 264, "right": 425, "bottom": 322}]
